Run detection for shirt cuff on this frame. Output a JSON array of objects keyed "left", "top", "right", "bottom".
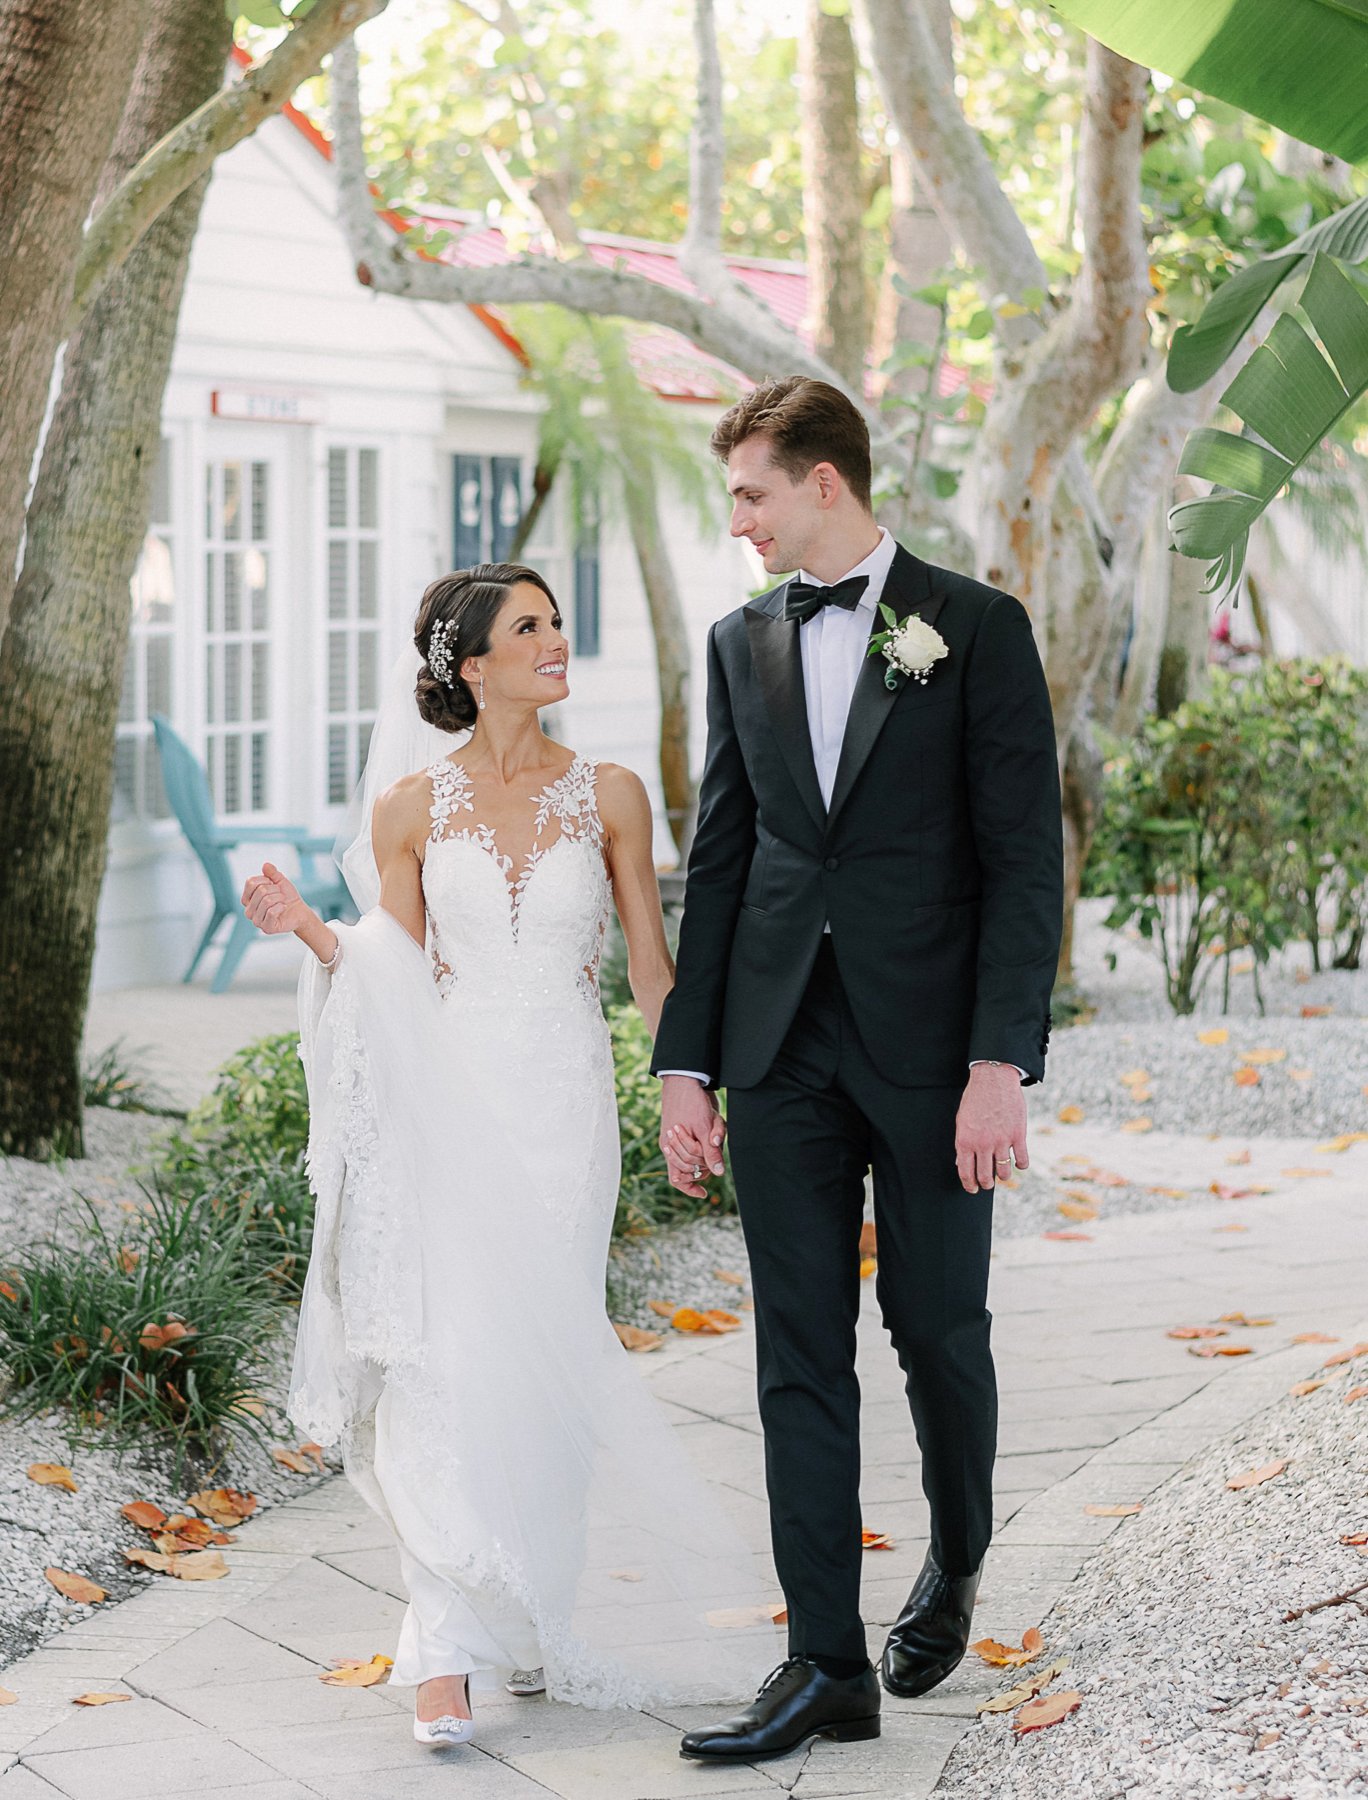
[
  {"left": 657, "top": 1069, "right": 712, "bottom": 1085},
  {"left": 969, "top": 1060, "right": 1027, "bottom": 1080}
]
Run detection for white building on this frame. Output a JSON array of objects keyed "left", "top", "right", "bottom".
[{"left": 96, "top": 93, "right": 805, "bottom": 990}]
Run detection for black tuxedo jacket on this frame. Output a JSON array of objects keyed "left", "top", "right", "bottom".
[{"left": 651, "top": 545, "right": 1064, "bottom": 1090}]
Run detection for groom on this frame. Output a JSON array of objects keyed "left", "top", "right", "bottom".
[{"left": 653, "top": 377, "right": 1063, "bottom": 1762}]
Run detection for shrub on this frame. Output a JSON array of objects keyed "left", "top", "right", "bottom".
[
  {"left": 1090, "top": 659, "right": 1368, "bottom": 1011},
  {"left": 608, "top": 1003, "right": 736, "bottom": 1236},
  {"left": 81, "top": 1039, "right": 174, "bottom": 1115},
  {"left": 167, "top": 1032, "right": 310, "bottom": 1169},
  {"left": 0, "top": 1184, "right": 286, "bottom": 1475}
]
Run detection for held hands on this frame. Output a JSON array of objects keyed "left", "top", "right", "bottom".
[
  {"left": 955, "top": 1063, "right": 1029, "bottom": 1194},
  {"left": 660, "top": 1075, "right": 727, "bottom": 1201},
  {"left": 241, "top": 862, "right": 315, "bottom": 938}
]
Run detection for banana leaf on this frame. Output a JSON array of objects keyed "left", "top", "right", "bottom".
[
  {"left": 1168, "top": 255, "right": 1368, "bottom": 592},
  {"left": 1047, "top": 0, "right": 1368, "bottom": 164}
]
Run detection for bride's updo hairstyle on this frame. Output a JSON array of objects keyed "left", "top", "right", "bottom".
[{"left": 414, "top": 562, "right": 560, "bottom": 731}]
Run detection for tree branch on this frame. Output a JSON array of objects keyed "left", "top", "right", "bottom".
[
  {"left": 69, "top": 0, "right": 389, "bottom": 329},
  {"left": 856, "top": 0, "right": 1048, "bottom": 335},
  {"left": 682, "top": 0, "right": 725, "bottom": 272},
  {"left": 328, "top": 30, "right": 846, "bottom": 393}
]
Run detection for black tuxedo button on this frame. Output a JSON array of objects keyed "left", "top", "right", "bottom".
[{"left": 824, "top": 856, "right": 839, "bottom": 871}]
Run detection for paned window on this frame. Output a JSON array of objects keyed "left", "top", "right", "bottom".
[
  {"left": 325, "top": 445, "right": 381, "bottom": 805},
  {"left": 204, "top": 457, "right": 272, "bottom": 815}
]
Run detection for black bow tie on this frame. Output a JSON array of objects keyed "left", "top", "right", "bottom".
[{"left": 782, "top": 574, "right": 869, "bottom": 625}]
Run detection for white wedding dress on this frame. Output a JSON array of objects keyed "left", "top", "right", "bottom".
[{"left": 287, "top": 678, "right": 778, "bottom": 1709}]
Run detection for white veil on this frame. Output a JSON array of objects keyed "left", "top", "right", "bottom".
[{"left": 334, "top": 642, "right": 472, "bottom": 911}]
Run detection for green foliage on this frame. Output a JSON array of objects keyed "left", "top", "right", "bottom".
[
  {"left": 1090, "top": 659, "right": 1368, "bottom": 1011},
  {"left": 608, "top": 1005, "right": 735, "bottom": 1238},
  {"left": 0, "top": 1186, "right": 286, "bottom": 1476},
  {"left": 168, "top": 1032, "right": 309, "bottom": 1169},
  {"left": 81, "top": 1040, "right": 173, "bottom": 1115},
  {"left": 361, "top": 4, "right": 810, "bottom": 258},
  {"left": 1046, "top": 0, "right": 1368, "bottom": 166}
]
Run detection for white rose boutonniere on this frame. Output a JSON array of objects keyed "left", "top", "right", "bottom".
[{"left": 867, "top": 603, "right": 950, "bottom": 690}]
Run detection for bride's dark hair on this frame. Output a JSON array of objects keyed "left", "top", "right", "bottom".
[{"left": 414, "top": 563, "right": 560, "bottom": 731}]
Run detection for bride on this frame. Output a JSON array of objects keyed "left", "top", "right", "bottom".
[{"left": 240, "top": 563, "right": 775, "bottom": 1746}]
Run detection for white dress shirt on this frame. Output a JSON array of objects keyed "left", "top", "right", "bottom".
[{"left": 660, "top": 529, "right": 1021, "bottom": 1084}]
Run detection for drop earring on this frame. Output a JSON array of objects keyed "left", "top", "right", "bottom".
[{"left": 477, "top": 673, "right": 486, "bottom": 711}]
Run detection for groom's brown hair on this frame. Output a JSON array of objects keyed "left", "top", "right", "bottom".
[{"left": 709, "top": 376, "right": 872, "bottom": 512}]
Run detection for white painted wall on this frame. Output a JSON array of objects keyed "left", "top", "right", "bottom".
[{"left": 93, "top": 112, "right": 758, "bottom": 991}]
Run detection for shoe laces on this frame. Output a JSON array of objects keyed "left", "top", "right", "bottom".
[{"left": 757, "top": 1656, "right": 811, "bottom": 1698}]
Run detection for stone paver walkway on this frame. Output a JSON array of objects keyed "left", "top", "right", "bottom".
[{"left": 2, "top": 1113, "right": 1364, "bottom": 1799}]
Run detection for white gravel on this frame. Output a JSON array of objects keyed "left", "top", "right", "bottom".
[{"left": 935, "top": 1343, "right": 1368, "bottom": 1799}]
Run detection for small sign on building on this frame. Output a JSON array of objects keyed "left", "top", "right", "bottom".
[{"left": 211, "top": 388, "right": 326, "bottom": 425}]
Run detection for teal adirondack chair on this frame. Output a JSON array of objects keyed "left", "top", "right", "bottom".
[{"left": 152, "top": 715, "right": 356, "bottom": 993}]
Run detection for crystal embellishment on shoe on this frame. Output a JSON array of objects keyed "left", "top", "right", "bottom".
[
  {"left": 506, "top": 1666, "right": 546, "bottom": 1696},
  {"left": 413, "top": 1711, "right": 476, "bottom": 1746}
]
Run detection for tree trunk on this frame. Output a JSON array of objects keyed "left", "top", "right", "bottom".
[
  {"left": 798, "top": 0, "right": 869, "bottom": 388},
  {"left": 0, "top": 0, "right": 148, "bottom": 640},
  {"left": 0, "top": 0, "right": 231, "bottom": 1159},
  {"left": 1155, "top": 540, "right": 1211, "bottom": 716},
  {"left": 507, "top": 456, "right": 560, "bottom": 562},
  {"left": 1057, "top": 722, "right": 1103, "bottom": 992}
]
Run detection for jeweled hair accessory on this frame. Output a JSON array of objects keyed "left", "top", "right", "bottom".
[{"left": 427, "top": 617, "right": 457, "bottom": 687}]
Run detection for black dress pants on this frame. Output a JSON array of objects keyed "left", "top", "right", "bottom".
[{"left": 725, "top": 936, "right": 997, "bottom": 1664}]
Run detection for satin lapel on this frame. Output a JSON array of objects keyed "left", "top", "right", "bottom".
[
  {"left": 826, "top": 548, "right": 942, "bottom": 829},
  {"left": 744, "top": 590, "right": 827, "bottom": 833}
]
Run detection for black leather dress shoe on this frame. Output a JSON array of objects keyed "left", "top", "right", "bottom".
[
  {"left": 880, "top": 1553, "right": 982, "bottom": 1698},
  {"left": 679, "top": 1657, "right": 880, "bottom": 1763}
]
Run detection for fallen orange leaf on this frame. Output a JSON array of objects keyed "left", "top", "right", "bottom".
[
  {"left": 72, "top": 1693, "right": 131, "bottom": 1707},
  {"left": 44, "top": 1568, "right": 106, "bottom": 1604},
  {"left": 1291, "top": 1333, "right": 1338, "bottom": 1345},
  {"left": 861, "top": 1531, "right": 894, "bottom": 1551},
  {"left": 1282, "top": 1168, "right": 1332, "bottom": 1179},
  {"left": 1233, "top": 1068, "right": 1261, "bottom": 1088},
  {"left": 1226, "top": 1459, "right": 1287, "bottom": 1491},
  {"left": 1056, "top": 1200, "right": 1097, "bottom": 1222},
  {"left": 1316, "top": 1134, "right": 1368, "bottom": 1153},
  {"left": 1168, "top": 1325, "right": 1228, "bottom": 1340},
  {"left": 1340, "top": 1533, "right": 1368, "bottom": 1546},
  {"left": 1226, "top": 1149, "right": 1252, "bottom": 1166},
  {"left": 648, "top": 1300, "right": 676, "bottom": 1318},
  {"left": 701, "top": 1309, "right": 742, "bottom": 1333},
  {"left": 299, "top": 1442, "right": 326, "bottom": 1472},
  {"left": 0, "top": 1687, "right": 17, "bottom": 1705},
  {"left": 1056, "top": 1105, "right": 1084, "bottom": 1124},
  {"left": 1301, "top": 1005, "right": 1333, "bottom": 1018},
  {"left": 1323, "top": 1344, "right": 1368, "bottom": 1368},
  {"left": 1214, "top": 1223, "right": 1249, "bottom": 1232},
  {"left": 1209, "top": 1182, "right": 1274, "bottom": 1199},
  {"left": 185, "top": 1488, "right": 256, "bottom": 1527},
  {"left": 1012, "top": 1689, "right": 1081, "bottom": 1734},
  {"left": 138, "top": 1319, "right": 192, "bottom": 1353},
  {"left": 613, "top": 1323, "right": 663, "bottom": 1353},
  {"left": 1189, "top": 1342, "right": 1253, "bottom": 1357},
  {"left": 1239, "top": 1048, "right": 1287, "bottom": 1066},
  {"left": 1120, "top": 1117, "right": 1153, "bottom": 1134},
  {"left": 116, "top": 1246, "right": 140, "bottom": 1274},
  {"left": 972, "top": 1626, "right": 1043, "bottom": 1668},
  {"left": 319, "top": 1654, "right": 392, "bottom": 1688},
  {"left": 1218, "top": 1313, "right": 1274, "bottom": 1327},
  {"left": 1198, "top": 1028, "right": 1229, "bottom": 1046},
  {"left": 27, "top": 1464, "right": 77, "bottom": 1493},
  {"left": 977, "top": 1657, "right": 1068, "bottom": 1714},
  {"left": 271, "top": 1448, "right": 313, "bottom": 1475},
  {"left": 1344, "top": 1385, "right": 1368, "bottom": 1404},
  {"left": 1288, "top": 1381, "right": 1325, "bottom": 1397},
  {"left": 707, "top": 1604, "right": 788, "bottom": 1628},
  {"left": 119, "top": 1500, "right": 167, "bottom": 1532},
  {"left": 1083, "top": 1503, "right": 1142, "bottom": 1517},
  {"left": 1119, "top": 1068, "right": 1151, "bottom": 1087},
  {"left": 713, "top": 1269, "right": 746, "bottom": 1286},
  {"left": 1042, "top": 1230, "right": 1092, "bottom": 1242},
  {"left": 1147, "top": 1186, "right": 1189, "bottom": 1199}
]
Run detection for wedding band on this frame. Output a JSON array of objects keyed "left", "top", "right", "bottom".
[{"left": 995, "top": 1156, "right": 1012, "bottom": 1167}]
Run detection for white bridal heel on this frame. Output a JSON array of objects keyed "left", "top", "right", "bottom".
[
  {"left": 506, "top": 1667, "right": 546, "bottom": 1696},
  {"left": 413, "top": 1676, "right": 475, "bottom": 1746}
]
